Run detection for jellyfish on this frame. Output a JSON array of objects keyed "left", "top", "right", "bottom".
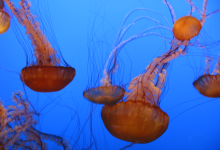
[
  {"left": 193, "top": 55, "right": 220, "bottom": 97},
  {"left": 0, "top": 0, "right": 10, "bottom": 34},
  {"left": 83, "top": 8, "right": 171, "bottom": 104},
  {"left": 171, "top": 0, "right": 209, "bottom": 41},
  {"left": 172, "top": 16, "right": 202, "bottom": 41},
  {"left": 3, "top": 0, "right": 75, "bottom": 92},
  {"left": 101, "top": 47, "right": 186, "bottom": 143}
]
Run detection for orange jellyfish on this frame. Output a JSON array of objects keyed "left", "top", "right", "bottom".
[
  {"left": 172, "top": 16, "right": 202, "bottom": 41},
  {"left": 171, "top": 0, "right": 215, "bottom": 42},
  {"left": 83, "top": 8, "right": 171, "bottom": 104},
  {"left": 4, "top": 0, "right": 75, "bottom": 92},
  {"left": 0, "top": 0, "right": 10, "bottom": 34},
  {"left": 193, "top": 56, "right": 220, "bottom": 97},
  {"left": 101, "top": 46, "right": 187, "bottom": 143}
]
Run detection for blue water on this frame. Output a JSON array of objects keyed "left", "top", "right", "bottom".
[{"left": 0, "top": 0, "right": 220, "bottom": 149}]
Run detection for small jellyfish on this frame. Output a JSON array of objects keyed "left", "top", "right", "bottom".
[
  {"left": 83, "top": 85, "right": 125, "bottom": 105},
  {"left": 0, "top": 0, "right": 10, "bottom": 34},
  {"left": 172, "top": 16, "right": 202, "bottom": 41},
  {"left": 171, "top": 0, "right": 215, "bottom": 41},
  {"left": 193, "top": 75, "right": 220, "bottom": 98},
  {"left": 193, "top": 56, "right": 220, "bottom": 98},
  {"left": 4, "top": 0, "right": 75, "bottom": 92},
  {"left": 84, "top": 8, "right": 171, "bottom": 104}
]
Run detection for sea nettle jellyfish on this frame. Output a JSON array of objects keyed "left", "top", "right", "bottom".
[
  {"left": 101, "top": 45, "right": 187, "bottom": 143},
  {"left": 0, "top": 0, "right": 10, "bottom": 34},
  {"left": 172, "top": 16, "right": 202, "bottom": 41},
  {"left": 193, "top": 56, "right": 220, "bottom": 98},
  {"left": 4, "top": 0, "right": 75, "bottom": 92},
  {"left": 102, "top": 0, "right": 217, "bottom": 144},
  {"left": 83, "top": 8, "right": 171, "bottom": 104},
  {"left": 172, "top": 0, "right": 216, "bottom": 42}
]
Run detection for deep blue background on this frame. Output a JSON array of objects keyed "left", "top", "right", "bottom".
[{"left": 1, "top": 0, "right": 220, "bottom": 149}]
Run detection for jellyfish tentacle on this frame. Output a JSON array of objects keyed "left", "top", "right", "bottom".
[
  {"left": 4, "top": 0, "right": 59, "bottom": 66},
  {"left": 0, "top": 0, "right": 4, "bottom": 9},
  {"left": 102, "top": 8, "right": 172, "bottom": 86},
  {"left": 115, "top": 8, "right": 171, "bottom": 47},
  {"left": 0, "top": 91, "right": 71, "bottom": 149},
  {"left": 163, "top": 0, "right": 176, "bottom": 24},
  {"left": 212, "top": 55, "right": 220, "bottom": 75}
]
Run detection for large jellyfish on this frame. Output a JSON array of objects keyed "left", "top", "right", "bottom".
[
  {"left": 101, "top": 47, "right": 186, "bottom": 143},
  {"left": 3, "top": 0, "right": 75, "bottom": 92},
  {"left": 83, "top": 8, "right": 171, "bottom": 104},
  {"left": 101, "top": 0, "right": 218, "bottom": 144},
  {"left": 0, "top": 0, "right": 10, "bottom": 34}
]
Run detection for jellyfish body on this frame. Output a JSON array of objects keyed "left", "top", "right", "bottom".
[
  {"left": 101, "top": 100, "right": 169, "bottom": 143},
  {"left": 21, "top": 66, "right": 75, "bottom": 92},
  {"left": 193, "top": 75, "right": 220, "bottom": 98},
  {"left": 83, "top": 85, "right": 125, "bottom": 104},
  {"left": 172, "top": 16, "right": 202, "bottom": 41},
  {"left": 0, "top": 0, "right": 10, "bottom": 34}
]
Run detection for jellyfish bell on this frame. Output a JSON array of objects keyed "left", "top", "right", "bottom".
[
  {"left": 4, "top": 0, "right": 75, "bottom": 92},
  {"left": 0, "top": 9, "right": 11, "bottom": 34},
  {"left": 0, "top": 10, "right": 10, "bottom": 34},
  {"left": 83, "top": 70, "right": 125, "bottom": 104},
  {"left": 172, "top": 16, "right": 202, "bottom": 41},
  {"left": 193, "top": 75, "right": 220, "bottom": 98},
  {"left": 20, "top": 60, "right": 76, "bottom": 93},
  {"left": 21, "top": 66, "right": 75, "bottom": 92},
  {"left": 101, "top": 100, "right": 169, "bottom": 143},
  {"left": 0, "top": 0, "right": 10, "bottom": 34},
  {"left": 83, "top": 85, "right": 125, "bottom": 104},
  {"left": 193, "top": 56, "right": 220, "bottom": 98}
]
